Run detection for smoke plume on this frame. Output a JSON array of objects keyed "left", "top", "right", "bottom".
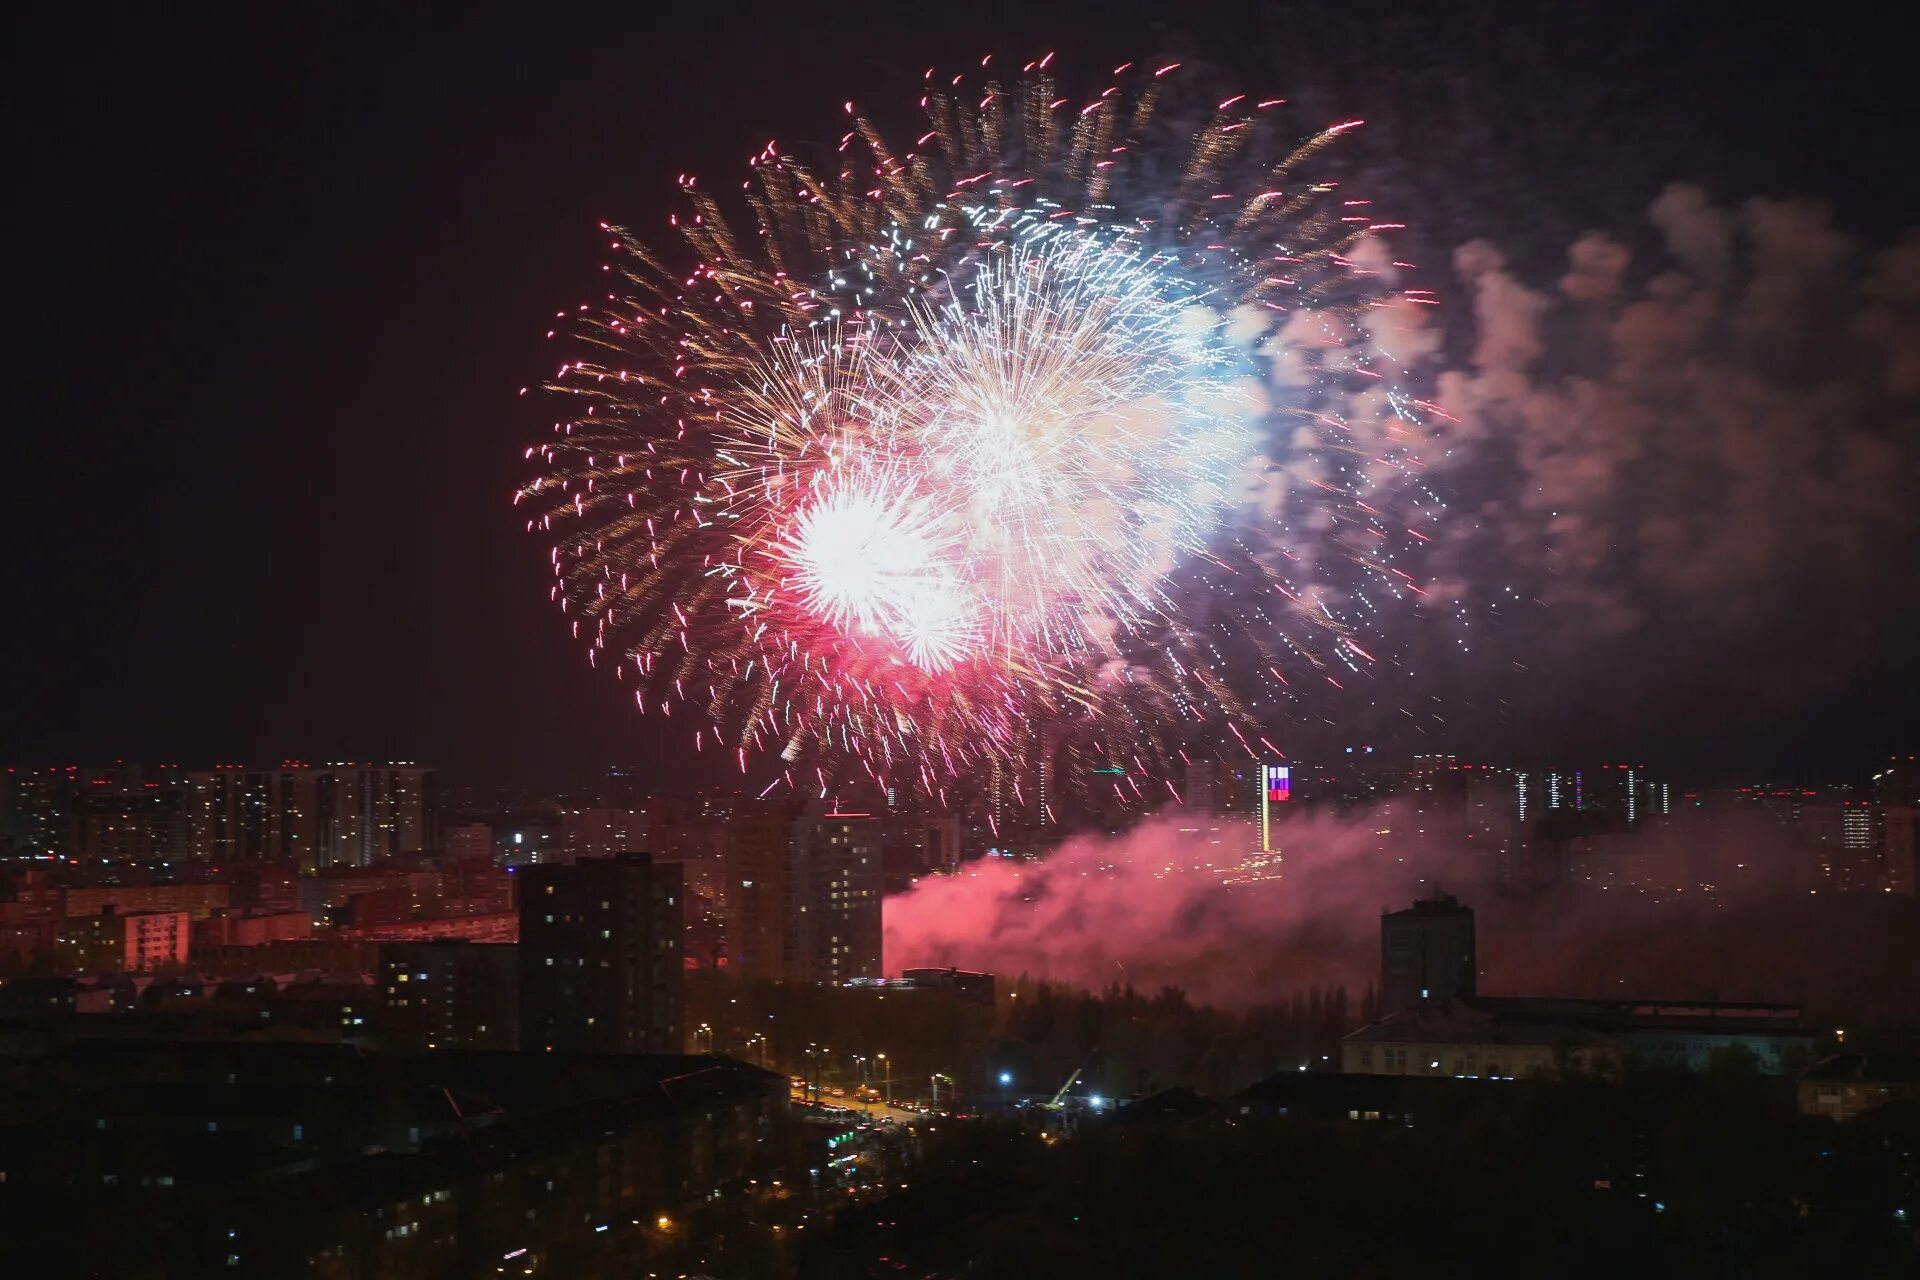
[
  {"left": 885, "top": 800, "right": 1920, "bottom": 1016},
  {"left": 1419, "top": 185, "right": 1920, "bottom": 748}
]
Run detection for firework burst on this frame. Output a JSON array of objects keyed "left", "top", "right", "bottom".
[{"left": 519, "top": 56, "right": 1442, "bottom": 808}]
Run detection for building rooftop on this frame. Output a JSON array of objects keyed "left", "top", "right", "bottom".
[
  {"left": 1477, "top": 996, "right": 1816, "bottom": 1037},
  {"left": 1344, "top": 1002, "right": 1623, "bottom": 1049},
  {"left": 1111, "top": 1086, "right": 1218, "bottom": 1127},
  {"left": 1384, "top": 892, "right": 1471, "bottom": 919},
  {"left": 1801, "top": 1052, "right": 1920, "bottom": 1084}
]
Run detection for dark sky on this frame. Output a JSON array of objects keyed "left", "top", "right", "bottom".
[{"left": 6, "top": 1, "right": 1915, "bottom": 788}]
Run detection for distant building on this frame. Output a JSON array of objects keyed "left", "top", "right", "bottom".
[
  {"left": 1799, "top": 800, "right": 1915, "bottom": 895},
  {"left": 59, "top": 908, "right": 191, "bottom": 973},
  {"left": 1870, "top": 755, "right": 1920, "bottom": 806},
  {"left": 192, "top": 937, "right": 380, "bottom": 976},
  {"left": 1184, "top": 758, "right": 1258, "bottom": 820},
  {"left": 2, "top": 765, "right": 78, "bottom": 855},
  {"left": 380, "top": 940, "right": 520, "bottom": 1050},
  {"left": 837, "top": 971, "right": 998, "bottom": 1013},
  {"left": 64, "top": 881, "right": 232, "bottom": 923},
  {"left": 445, "top": 821, "right": 493, "bottom": 863},
  {"left": 1341, "top": 998, "right": 1817, "bottom": 1079},
  {"left": 70, "top": 764, "right": 188, "bottom": 861},
  {"left": 1799, "top": 1053, "right": 1920, "bottom": 1122},
  {"left": 193, "top": 908, "right": 314, "bottom": 949},
  {"left": 519, "top": 853, "right": 684, "bottom": 1054},
  {"left": 879, "top": 814, "right": 962, "bottom": 893},
  {"left": 299, "top": 866, "right": 437, "bottom": 921},
  {"left": 1888, "top": 806, "right": 1919, "bottom": 897},
  {"left": 1380, "top": 893, "right": 1476, "bottom": 1011},
  {"left": 561, "top": 807, "right": 647, "bottom": 862},
  {"left": 233, "top": 864, "right": 300, "bottom": 912},
  {"left": 898, "top": 967, "right": 996, "bottom": 1002},
  {"left": 343, "top": 912, "right": 519, "bottom": 943},
  {"left": 186, "top": 763, "right": 438, "bottom": 870},
  {"left": 1355, "top": 894, "right": 1816, "bottom": 1077},
  {"left": 1342, "top": 1001, "right": 1624, "bottom": 1079}
]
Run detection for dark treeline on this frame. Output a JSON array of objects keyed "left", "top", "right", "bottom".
[
  {"left": 686, "top": 968, "right": 1372, "bottom": 1101},
  {"left": 998, "top": 977, "right": 1370, "bottom": 1100}
]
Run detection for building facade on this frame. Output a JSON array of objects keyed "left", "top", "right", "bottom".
[
  {"left": 786, "top": 811, "right": 883, "bottom": 985},
  {"left": 380, "top": 940, "right": 520, "bottom": 1050},
  {"left": 518, "top": 853, "right": 684, "bottom": 1054},
  {"left": 59, "top": 908, "right": 192, "bottom": 972},
  {"left": 1380, "top": 893, "right": 1477, "bottom": 1011}
]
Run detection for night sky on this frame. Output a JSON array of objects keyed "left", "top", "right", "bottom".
[{"left": 7, "top": 0, "right": 1916, "bottom": 788}]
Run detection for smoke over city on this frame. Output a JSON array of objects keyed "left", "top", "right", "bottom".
[{"left": 885, "top": 800, "right": 1920, "bottom": 1016}]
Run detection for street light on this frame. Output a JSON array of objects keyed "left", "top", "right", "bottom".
[{"left": 876, "top": 1053, "right": 890, "bottom": 1106}]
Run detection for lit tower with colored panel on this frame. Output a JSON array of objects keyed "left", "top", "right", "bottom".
[{"left": 1259, "top": 764, "right": 1291, "bottom": 852}]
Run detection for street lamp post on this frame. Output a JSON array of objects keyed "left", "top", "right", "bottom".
[{"left": 877, "top": 1053, "right": 890, "bottom": 1107}]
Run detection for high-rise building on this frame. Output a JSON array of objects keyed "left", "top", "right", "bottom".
[
  {"left": 879, "top": 813, "right": 962, "bottom": 893},
  {"left": 518, "top": 853, "right": 683, "bottom": 1054},
  {"left": 988, "top": 758, "right": 1010, "bottom": 835},
  {"left": 1380, "top": 893, "right": 1476, "bottom": 1012},
  {"left": 1886, "top": 806, "right": 1919, "bottom": 898},
  {"left": 787, "top": 811, "right": 883, "bottom": 984},
  {"left": 1872, "top": 755, "right": 1920, "bottom": 806},
  {"left": 380, "top": 940, "right": 520, "bottom": 1050},
  {"left": 334, "top": 764, "right": 438, "bottom": 865},
  {"left": 70, "top": 764, "right": 188, "bottom": 861},
  {"left": 1587, "top": 763, "right": 1666, "bottom": 825},
  {"left": 2, "top": 766, "right": 79, "bottom": 856},
  {"left": 1259, "top": 762, "right": 1293, "bottom": 852},
  {"left": 1804, "top": 800, "right": 1919, "bottom": 895},
  {"left": 186, "top": 764, "right": 438, "bottom": 870},
  {"left": 720, "top": 805, "right": 799, "bottom": 982}
]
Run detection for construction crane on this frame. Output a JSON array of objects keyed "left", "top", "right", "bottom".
[{"left": 1043, "top": 1051, "right": 1102, "bottom": 1111}]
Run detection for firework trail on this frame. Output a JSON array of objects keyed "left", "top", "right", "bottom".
[{"left": 519, "top": 55, "right": 1443, "bottom": 810}]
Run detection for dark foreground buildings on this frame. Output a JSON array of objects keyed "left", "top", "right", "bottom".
[
  {"left": 0, "top": 1037, "right": 785, "bottom": 1276},
  {"left": 519, "top": 852, "right": 684, "bottom": 1054}
]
